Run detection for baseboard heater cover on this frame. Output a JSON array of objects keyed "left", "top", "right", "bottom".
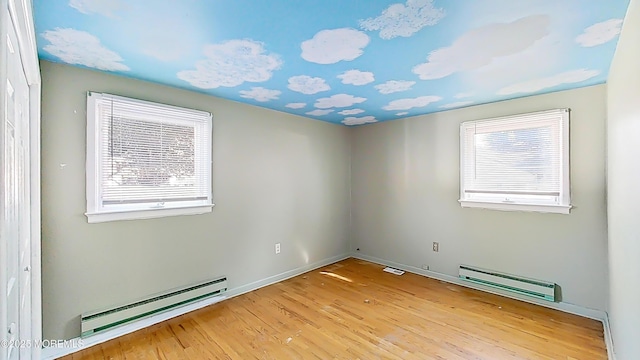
[
  {"left": 81, "top": 276, "right": 227, "bottom": 336},
  {"left": 459, "top": 265, "right": 555, "bottom": 302}
]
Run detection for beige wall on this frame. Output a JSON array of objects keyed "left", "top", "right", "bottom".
[
  {"left": 40, "top": 61, "right": 351, "bottom": 340},
  {"left": 607, "top": 0, "right": 640, "bottom": 357},
  {"left": 351, "top": 85, "right": 608, "bottom": 311}
]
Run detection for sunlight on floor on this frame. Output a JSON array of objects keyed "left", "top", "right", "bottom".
[{"left": 320, "top": 271, "right": 353, "bottom": 283}]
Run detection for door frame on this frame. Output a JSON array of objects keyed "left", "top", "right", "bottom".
[{"left": 1, "top": 0, "right": 41, "bottom": 359}]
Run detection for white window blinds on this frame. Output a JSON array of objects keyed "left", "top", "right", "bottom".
[
  {"left": 86, "top": 92, "right": 213, "bottom": 222},
  {"left": 459, "top": 109, "right": 570, "bottom": 214}
]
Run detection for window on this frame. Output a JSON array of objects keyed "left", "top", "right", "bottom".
[
  {"left": 86, "top": 92, "right": 213, "bottom": 223},
  {"left": 459, "top": 109, "right": 570, "bottom": 214}
]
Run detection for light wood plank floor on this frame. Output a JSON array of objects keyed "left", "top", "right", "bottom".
[{"left": 62, "top": 258, "right": 606, "bottom": 359}]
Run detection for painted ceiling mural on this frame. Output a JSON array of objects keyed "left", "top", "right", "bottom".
[{"left": 34, "top": 0, "right": 630, "bottom": 126}]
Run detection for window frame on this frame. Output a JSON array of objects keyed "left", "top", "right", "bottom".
[
  {"left": 459, "top": 109, "right": 571, "bottom": 214},
  {"left": 85, "top": 92, "right": 214, "bottom": 223}
]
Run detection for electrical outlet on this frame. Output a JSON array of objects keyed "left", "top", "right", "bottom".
[
  {"left": 432, "top": 242, "right": 439, "bottom": 252},
  {"left": 275, "top": 243, "right": 281, "bottom": 254},
  {"left": 422, "top": 264, "right": 430, "bottom": 271}
]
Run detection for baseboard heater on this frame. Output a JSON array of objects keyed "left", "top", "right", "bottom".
[
  {"left": 459, "top": 265, "right": 555, "bottom": 302},
  {"left": 81, "top": 276, "right": 227, "bottom": 336}
]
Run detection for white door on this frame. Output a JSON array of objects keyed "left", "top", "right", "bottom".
[{"left": 3, "top": 8, "right": 32, "bottom": 360}]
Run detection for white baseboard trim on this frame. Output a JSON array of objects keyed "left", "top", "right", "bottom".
[
  {"left": 352, "top": 253, "right": 616, "bottom": 359},
  {"left": 351, "top": 253, "right": 607, "bottom": 320},
  {"left": 353, "top": 253, "right": 607, "bottom": 321},
  {"left": 43, "top": 253, "right": 614, "bottom": 359},
  {"left": 40, "top": 295, "right": 226, "bottom": 360},
  {"left": 224, "top": 253, "right": 351, "bottom": 299},
  {"left": 41, "top": 253, "right": 351, "bottom": 360},
  {"left": 603, "top": 313, "right": 616, "bottom": 360}
]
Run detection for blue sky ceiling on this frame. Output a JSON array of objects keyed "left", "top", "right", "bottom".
[{"left": 34, "top": 0, "right": 630, "bottom": 126}]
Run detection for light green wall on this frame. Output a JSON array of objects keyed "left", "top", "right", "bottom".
[
  {"left": 351, "top": 85, "right": 608, "bottom": 311},
  {"left": 40, "top": 61, "right": 351, "bottom": 340},
  {"left": 607, "top": 0, "right": 640, "bottom": 357},
  {"left": 42, "top": 59, "right": 614, "bottom": 343}
]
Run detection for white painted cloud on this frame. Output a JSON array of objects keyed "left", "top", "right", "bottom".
[
  {"left": 440, "top": 101, "right": 474, "bottom": 109},
  {"left": 396, "top": 112, "right": 409, "bottom": 116},
  {"left": 342, "top": 116, "right": 378, "bottom": 126},
  {"left": 382, "top": 95, "right": 442, "bottom": 111},
  {"left": 69, "top": 0, "right": 123, "bottom": 17},
  {"left": 301, "top": 28, "right": 370, "bottom": 64},
  {"left": 338, "top": 70, "right": 375, "bottom": 85},
  {"left": 306, "top": 109, "right": 334, "bottom": 116},
  {"left": 315, "top": 94, "right": 367, "bottom": 109},
  {"left": 288, "top": 75, "right": 330, "bottom": 94},
  {"left": 375, "top": 80, "right": 416, "bottom": 94},
  {"left": 285, "top": 103, "right": 307, "bottom": 109},
  {"left": 412, "top": 15, "right": 550, "bottom": 80},
  {"left": 178, "top": 39, "right": 282, "bottom": 89},
  {"left": 42, "top": 28, "right": 129, "bottom": 71},
  {"left": 576, "top": 19, "right": 623, "bottom": 47},
  {"left": 467, "top": 33, "right": 562, "bottom": 92},
  {"left": 360, "top": 0, "right": 445, "bottom": 39},
  {"left": 497, "top": 69, "right": 600, "bottom": 95},
  {"left": 338, "top": 109, "right": 365, "bottom": 115},
  {"left": 239, "top": 87, "right": 281, "bottom": 102},
  {"left": 454, "top": 92, "right": 474, "bottom": 99}
]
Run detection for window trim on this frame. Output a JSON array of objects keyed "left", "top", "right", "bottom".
[
  {"left": 85, "top": 92, "right": 214, "bottom": 223},
  {"left": 459, "top": 109, "right": 571, "bottom": 214}
]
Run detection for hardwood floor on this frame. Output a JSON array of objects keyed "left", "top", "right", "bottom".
[{"left": 62, "top": 258, "right": 607, "bottom": 359}]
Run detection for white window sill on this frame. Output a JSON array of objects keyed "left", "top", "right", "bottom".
[
  {"left": 459, "top": 200, "right": 571, "bottom": 214},
  {"left": 86, "top": 204, "right": 214, "bottom": 223}
]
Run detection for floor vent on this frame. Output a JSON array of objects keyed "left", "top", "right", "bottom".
[
  {"left": 459, "top": 265, "right": 555, "bottom": 301},
  {"left": 81, "top": 276, "right": 227, "bottom": 336},
  {"left": 383, "top": 267, "right": 405, "bottom": 275}
]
